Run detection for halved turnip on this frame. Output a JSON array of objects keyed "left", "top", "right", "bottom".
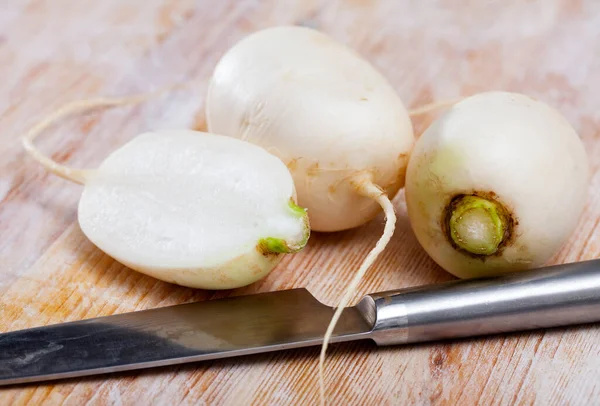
[{"left": 22, "top": 97, "right": 309, "bottom": 290}]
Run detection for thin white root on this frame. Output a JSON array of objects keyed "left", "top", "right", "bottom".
[
  {"left": 21, "top": 83, "right": 185, "bottom": 185},
  {"left": 407, "top": 98, "right": 463, "bottom": 117},
  {"left": 318, "top": 179, "right": 397, "bottom": 406}
]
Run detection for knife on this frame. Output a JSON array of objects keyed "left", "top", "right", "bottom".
[{"left": 2, "top": 259, "right": 600, "bottom": 386}]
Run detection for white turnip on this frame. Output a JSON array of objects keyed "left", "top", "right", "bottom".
[
  {"left": 405, "top": 91, "right": 589, "bottom": 279},
  {"left": 207, "top": 26, "right": 415, "bottom": 233},
  {"left": 22, "top": 96, "right": 310, "bottom": 290}
]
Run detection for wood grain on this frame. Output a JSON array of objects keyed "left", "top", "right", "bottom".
[{"left": 2, "top": 0, "right": 600, "bottom": 405}]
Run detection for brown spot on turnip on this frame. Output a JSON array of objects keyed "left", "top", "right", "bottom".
[
  {"left": 307, "top": 162, "right": 320, "bottom": 176},
  {"left": 193, "top": 110, "right": 207, "bottom": 132},
  {"left": 250, "top": 263, "right": 264, "bottom": 276},
  {"left": 256, "top": 242, "right": 281, "bottom": 259},
  {"left": 397, "top": 152, "right": 408, "bottom": 162},
  {"left": 262, "top": 251, "right": 280, "bottom": 260},
  {"left": 286, "top": 158, "right": 298, "bottom": 171},
  {"left": 216, "top": 271, "right": 233, "bottom": 284}
]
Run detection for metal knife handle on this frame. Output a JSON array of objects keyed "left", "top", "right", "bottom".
[{"left": 358, "top": 259, "right": 600, "bottom": 346}]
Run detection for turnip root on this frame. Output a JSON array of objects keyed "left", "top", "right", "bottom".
[
  {"left": 22, "top": 96, "right": 310, "bottom": 290},
  {"left": 205, "top": 25, "right": 459, "bottom": 405},
  {"left": 405, "top": 91, "right": 589, "bottom": 279}
]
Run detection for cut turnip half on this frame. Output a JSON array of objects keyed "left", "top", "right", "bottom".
[{"left": 22, "top": 96, "right": 310, "bottom": 290}]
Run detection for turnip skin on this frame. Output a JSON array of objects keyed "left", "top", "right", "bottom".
[
  {"left": 112, "top": 238, "right": 285, "bottom": 290},
  {"left": 405, "top": 91, "right": 590, "bottom": 279},
  {"left": 206, "top": 25, "right": 414, "bottom": 232}
]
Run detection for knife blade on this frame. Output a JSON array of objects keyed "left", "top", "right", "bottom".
[
  {"left": 0, "top": 288, "right": 370, "bottom": 386},
  {"left": 2, "top": 258, "right": 600, "bottom": 386}
]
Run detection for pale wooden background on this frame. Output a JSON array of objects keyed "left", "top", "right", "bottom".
[{"left": 1, "top": 1, "right": 600, "bottom": 405}]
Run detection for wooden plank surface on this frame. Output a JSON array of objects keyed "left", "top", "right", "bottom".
[{"left": 1, "top": 1, "right": 600, "bottom": 404}]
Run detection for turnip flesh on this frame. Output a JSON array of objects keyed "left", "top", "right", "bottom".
[
  {"left": 79, "top": 130, "right": 309, "bottom": 289},
  {"left": 22, "top": 98, "right": 310, "bottom": 290},
  {"left": 406, "top": 91, "right": 589, "bottom": 279}
]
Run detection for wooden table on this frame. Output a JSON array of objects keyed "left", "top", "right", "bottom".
[{"left": 2, "top": 1, "right": 600, "bottom": 405}]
